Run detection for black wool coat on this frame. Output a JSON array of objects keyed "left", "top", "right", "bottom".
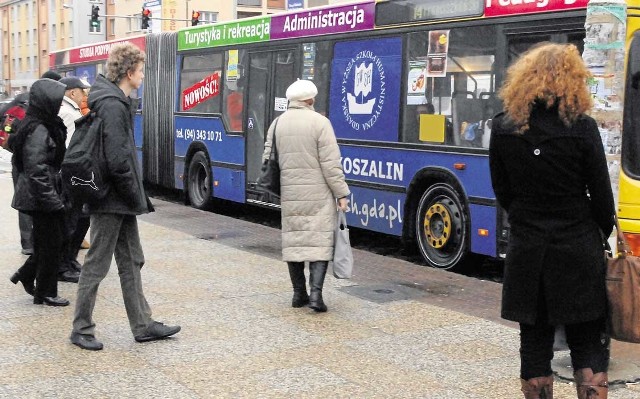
[{"left": 489, "top": 107, "right": 615, "bottom": 325}]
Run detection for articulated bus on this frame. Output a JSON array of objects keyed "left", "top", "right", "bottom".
[{"left": 49, "top": 0, "right": 640, "bottom": 270}]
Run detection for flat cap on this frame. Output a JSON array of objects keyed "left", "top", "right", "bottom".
[{"left": 60, "top": 76, "right": 90, "bottom": 90}]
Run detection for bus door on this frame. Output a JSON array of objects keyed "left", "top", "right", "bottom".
[{"left": 245, "top": 48, "right": 299, "bottom": 200}]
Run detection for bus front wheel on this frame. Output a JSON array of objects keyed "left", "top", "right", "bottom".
[
  {"left": 415, "top": 183, "right": 469, "bottom": 270},
  {"left": 187, "top": 151, "right": 213, "bottom": 210}
]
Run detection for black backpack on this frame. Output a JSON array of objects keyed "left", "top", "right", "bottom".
[{"left": 61, "top": 112, "right": 109, "bottom": 205}]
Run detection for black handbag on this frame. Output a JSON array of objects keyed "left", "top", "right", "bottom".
[{"left": 257, "top": 118, "right": 281, "bottom": 196}]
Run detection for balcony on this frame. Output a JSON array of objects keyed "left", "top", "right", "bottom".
[{"left": 237, "top": 0, "right": 261, "bottom": 6}]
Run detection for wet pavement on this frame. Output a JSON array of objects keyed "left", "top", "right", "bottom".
[{"left": 0, "top": 151, "right": 638, "bottom": 398}]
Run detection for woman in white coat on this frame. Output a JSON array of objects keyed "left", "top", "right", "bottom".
[{"left": 262, "top": 80, "right": 349, "bottom": 312}]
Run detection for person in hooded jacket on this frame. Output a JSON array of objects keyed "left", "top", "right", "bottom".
[
  {"left": 262, "top": 79, "right": 349, "bottom": 313},
  {"left": 9, "top": 78, "right": 70, "bottom": 307},
  {"left": 489, "top": 43, "right": 615, "bottom": 399},
  {"left": 70, "top": 43, "right": 180, "bottom": 351}
]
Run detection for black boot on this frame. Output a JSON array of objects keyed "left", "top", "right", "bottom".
[
  {"left": 287, "top": 262, "right": 309, "bottom": 307},
  {"left": 308, "top": 261, "right": 328, "bottom": 312}
]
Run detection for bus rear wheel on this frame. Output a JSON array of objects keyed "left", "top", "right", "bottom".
[
  {"left": 187, "top": 151, "right": 213, "bottom": 210},
  {"left": 415, "top": 183, "right": 469, "bottom": 270}
]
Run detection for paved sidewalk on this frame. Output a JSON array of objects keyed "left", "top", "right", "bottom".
[{"left": 0, "top": 156, "right": 638, "bottom": 398}]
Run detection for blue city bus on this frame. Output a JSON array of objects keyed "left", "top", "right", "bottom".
[{"left": 50, "top": 0, "right": 639, "bottom": 270}]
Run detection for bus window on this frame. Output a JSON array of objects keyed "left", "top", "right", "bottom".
[
  {"left": 302, "top": 41, "right": 332, "bottom": 116},
  {"left": 402, "top": 25, "right": 498, "bottom": 148},
  {"left": 273, "top": 49, "right": 296, "bottom": 119},
  {"left": 223, "top": 49, "right": 247, "bottom": 132},
  {"left": 179, "top": 52, "right": 223, "bottom": 113}
]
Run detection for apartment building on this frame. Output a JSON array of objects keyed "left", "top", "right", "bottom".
[{"left": 0, "top": 0, "right": 353, "bottom": 94}]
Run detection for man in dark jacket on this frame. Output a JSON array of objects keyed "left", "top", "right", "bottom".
[{"left": 70, "top": 43, "right": 180, "bottom": 351}]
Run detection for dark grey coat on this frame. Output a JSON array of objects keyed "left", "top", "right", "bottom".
[
  {"left": 86, "top": 75, "right": 152, "bottom": 215},
  {"left": 489, "top": 107, "right": 615, "bottom": 325}
]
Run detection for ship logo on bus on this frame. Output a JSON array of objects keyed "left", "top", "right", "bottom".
[
  {"left": 340, "top": 49, "right": 386, "bottom": 131},
  {"left": 348, "top": 62, "right": 375, "bottom": 114}
]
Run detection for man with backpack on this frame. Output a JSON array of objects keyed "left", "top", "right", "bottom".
[{"left": 69, "top": 43, "right": 180, "bottom": 351}]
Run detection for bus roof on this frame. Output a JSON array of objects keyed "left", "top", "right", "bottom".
[{"left": 49, "top": 35, "right": 146, "bottom": 69}]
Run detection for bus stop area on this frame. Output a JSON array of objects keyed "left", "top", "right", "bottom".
[{"left": 0, "top": 155, "right": 639, "bottom": 398}]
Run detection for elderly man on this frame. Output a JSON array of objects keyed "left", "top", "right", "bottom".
[
  {"left": 262, "top": 79, "right": 349, "bottom": 312},
  {"left": 58, "top": 76, "right": 91, "bottom": 283}
]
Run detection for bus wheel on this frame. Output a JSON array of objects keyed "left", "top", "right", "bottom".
[
  {"left": 415, "top": 183, "right": 469, "bottom": 270},
  {"left": 187, "top": 151, "right": 213, "bottom": 210}
]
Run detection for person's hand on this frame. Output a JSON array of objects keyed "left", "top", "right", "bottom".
[{"left": 337, "top": 197, "right": 348, "bottom": 212}]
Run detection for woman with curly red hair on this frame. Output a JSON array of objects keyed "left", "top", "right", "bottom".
[{"left": 489, "top": 43, "right": 615, "bottom": 399}]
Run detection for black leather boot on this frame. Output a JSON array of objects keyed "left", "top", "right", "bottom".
[
  {"left": 287, "top": 262, "right": 309, "bottom": 307},
  {"left": 308, "top": 261, "right": 328, "bottom": 312}
]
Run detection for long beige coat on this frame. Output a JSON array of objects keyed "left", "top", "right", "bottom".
[{"left": 262, "top": 101, "right": 350, "bottom": 262}]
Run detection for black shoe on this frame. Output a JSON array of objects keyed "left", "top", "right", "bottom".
[
  {"left": 58, "top": 270, "right": 80, "bottom": 283},
  {"left": 21, "top": 248, "right": 33, "bottom": 255},
  {"left": 134, "top": 321, "right": 181, "bottom": 343},
  {"left": 33, "top": 296, "right": 70, "bottom": 306},
  {"left": 70, "top": 333, "right": 103, "bottom": 351},
  {"left": 67, "top": 259, "right": 82, "bottom": 273},
  {"left": 10, "top": 272, "right": 34, "bottom": 296},
  {"left": 292, "top": 290, "right": 310, "bottom": 308}
]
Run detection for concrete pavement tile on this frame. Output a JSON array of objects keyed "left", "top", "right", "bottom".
[
  {"left": 108, "top": 317, "right": 322, "bottom": 366},
  {"left": 83, "top": 369, "right": 198, "bottom": 399},
  {"left": 367, "top": 300, "right": 480, "bottom": 334},
  {"left": 277, "top": 312, "right": 384, "bottom": 341},
  {"left": 303, "top": 343, "right": 446, "bottom": 396},
  {"left": 0, "top": 343, "right": 54, "bottom": 367},
  {"left": 2, "top": 376, "right": 105, "bottom": 399},
  {"left": 254, "top": 364, "right": 349, "bottom": 392},
  {"left": 433, "top": 340, "right": 513, "bottom": 362}
]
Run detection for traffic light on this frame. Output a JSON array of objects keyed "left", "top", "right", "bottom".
[
  {"left": 141, "top": 8, "right": 151, "bottom": 30},
  {"left": 191, "top": 10, "right": 200, "bottom": 26},
  {"left": 90, "top": 5, "right": 99, "bottom": 28}
]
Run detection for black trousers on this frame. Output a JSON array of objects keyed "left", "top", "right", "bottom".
[
  {"left": 16, "top": 211, "right": 65, "bottom": 298},
  {"left": 62, "top": 205, "right": 89, "bottom": 269},
  {"left": 519, "top": 292, "right": 609, "bottom": 379}
]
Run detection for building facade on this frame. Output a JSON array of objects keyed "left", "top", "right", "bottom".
[{"left": 0, "top": 0, "right": 355, "bottom": 94}]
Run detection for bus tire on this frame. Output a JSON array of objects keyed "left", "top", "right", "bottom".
[
  {"left": 187, "top": 151, "right": 213, "bottom": 210},
  {"left": 415, "top": 182, "right": 469, "bottom": 270}
]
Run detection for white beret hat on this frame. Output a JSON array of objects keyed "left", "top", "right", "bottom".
[{"left": 286, "top": 79, "right": 318, "bottom": 101}]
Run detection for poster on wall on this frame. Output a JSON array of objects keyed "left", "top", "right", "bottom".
[
  {"left": 74, "top": 65, "right": 97, "bottom": 85},
  {"left": 329, "top": 37, "right": 402, "bottom": 142},
  {"left": 426, "top": 30, "right": 450, "bottom": 77}
]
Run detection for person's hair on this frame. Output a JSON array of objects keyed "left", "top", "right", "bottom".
[
  {"left": 499, "top": 42, "right": 592, "bottom": 133},
  {"left": 105, "top": 43, "right": 146, "bottom": 83},
  {"left": 41, "top": 70, "right": 62, "bottom": 81}
]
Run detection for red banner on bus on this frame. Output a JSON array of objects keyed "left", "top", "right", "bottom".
[
  {"left": 182, "top": 72, "right": 220, "bottom": 111},
  {"left": 69, "top": 36, "right": 146, "bottom": 64},
  {"left": 485, "top": 0, "right": 589, "bottom": 17}
]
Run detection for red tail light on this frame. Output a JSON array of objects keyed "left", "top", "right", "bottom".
[{"left": 621, "top": 232, "right": 640, "bottom": 256}]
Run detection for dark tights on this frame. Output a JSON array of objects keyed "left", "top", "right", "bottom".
[{"left": 519, "top": 293, "right": 609, "bottom": 379}]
